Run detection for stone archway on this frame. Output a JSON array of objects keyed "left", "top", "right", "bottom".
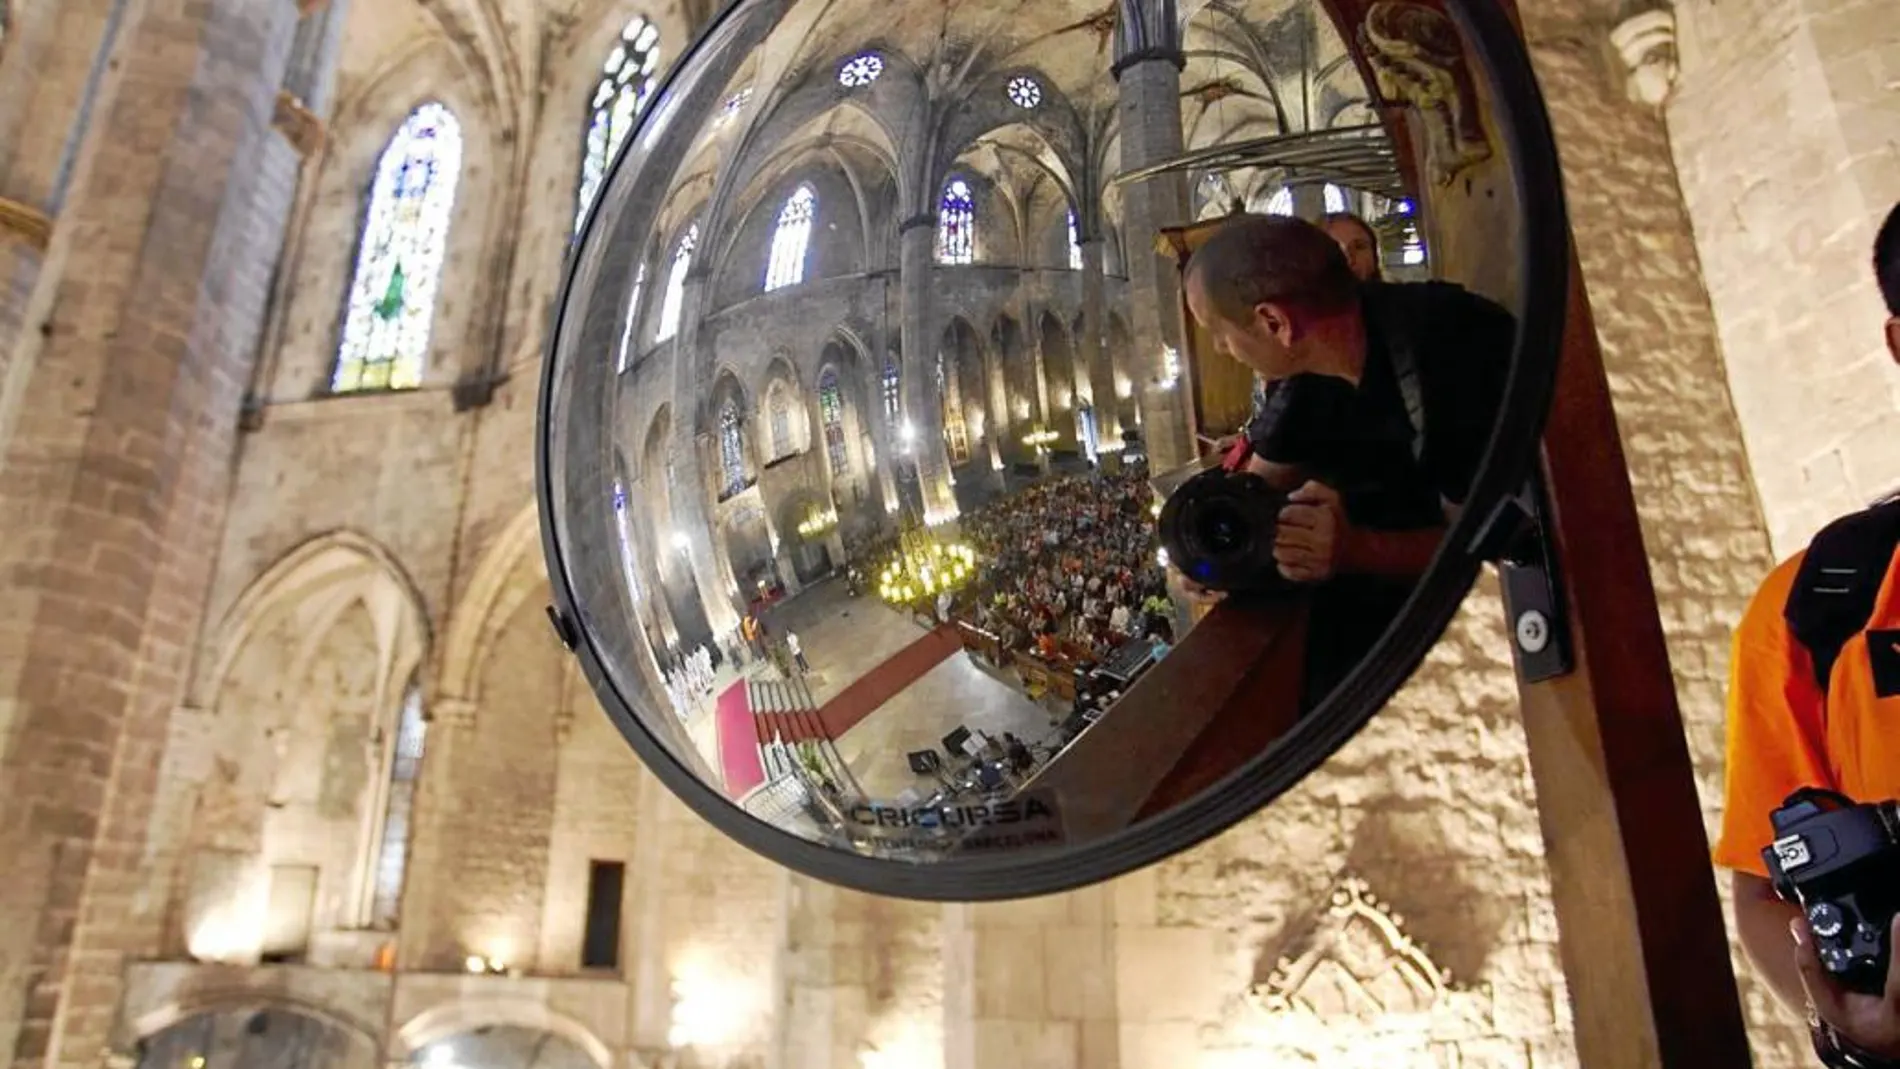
[
  {"left": 133, "top": 1005, "right": 376, "bottom": 1069},
  {"left": 396, "top": 1003, "right": 613, "bottom": 1069}
]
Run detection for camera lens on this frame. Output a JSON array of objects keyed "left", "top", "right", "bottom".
[{"left": 1204, "top": 512, "right": 1243, "bottom": 554}]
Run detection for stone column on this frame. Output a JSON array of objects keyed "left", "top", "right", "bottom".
[
  {"left": 941, "top": 890, "right": 1120, "bottom": 1069},
  {"left": 897, "top": 216, "right": 956, "bottom": 521},
  {"left": 1113, "top": 0, "right": 1193, "bottom": 473},
  {"left": 1078, "top": 238, "right": 1118, "bottom": 452},
  {"left": 0, "top": 0, "right": 303, "bottom": 1063},
  {"left": 668, "top": 275, "right": 742, "bottom": 643}
]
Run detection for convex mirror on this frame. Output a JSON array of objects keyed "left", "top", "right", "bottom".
[{"left": 538, "top": 0, "right": 1568, "bottom": 899}]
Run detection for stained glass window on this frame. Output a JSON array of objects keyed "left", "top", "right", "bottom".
[
  {"left": 577, "top": 16, "right": 662, "bottom": 235},
  {"left": 370, "top": 680, "right": 428, "bottom": 927},
  {"left": 765, "top": 185, "right": 816, "bottom": 292},
  {"left": 937, "top": 179, "right": 974, "bottom": 265},
  {"left": 839, "top": 53, "right": 884, "bottom": 88},
  {"left": 819, "top": 368, "right": 850, "bottom": 477},
  {"left": 1397, "top": 199, "right": 1426, "bottom": 265},
  {"left": 718, "top": 400, "right": 747, "bottom": 498},
  {"left": 657, "top": 223, "right": 697, "bottom": 342},
  {"left": 613, "top": 478, "right": 644, "bottom": 602},
  {"left": 1007, "top": 76, "right": 1042, "bottom": 109},
  {"left": 1264, "top": 187, "right": 1294, "bottom": 216},
  {"left": 333, "top": 103, "right": 463, "bottom": 394},
  {"left": 882, "top": 361, "right": 901, "bottom": 422},
  {"left": 769, "top": 386, "right": 792, "bottom": 457},
  {"left": 617, "top": 262, "right": 648, "bottom": 374},
  {"left": 1067, "top": 210, "right": 1083, "bottom": 270},
  {"left": 1324, "top": 183, "right": 1348, "bottom": 214}
]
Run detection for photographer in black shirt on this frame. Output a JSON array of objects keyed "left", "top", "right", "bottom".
[{"left": 1176, "top": 214, "right": 1516, "bottom": 706}]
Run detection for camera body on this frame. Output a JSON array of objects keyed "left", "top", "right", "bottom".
[
  {"left": 1762, "top": 788, "right": 1900, "bottom": 996},
  {"left": 1157, "top": 467, "right": 1297, "bottom": 596}
]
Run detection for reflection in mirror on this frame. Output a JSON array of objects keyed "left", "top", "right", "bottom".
[{"left": 545, "top": 0, "right": 1536, "bottom": 869}]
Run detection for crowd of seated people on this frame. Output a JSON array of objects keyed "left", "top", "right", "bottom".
[{"left": 952, "top": 464, "right": 1172, "bottom": 673}]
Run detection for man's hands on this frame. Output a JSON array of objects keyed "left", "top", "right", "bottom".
[
  {"left": 1794, "top": 913, "right": 1900, "bottom": 1058},
  {"left": 1276, "top": 481, "right": 1350, "bottom": 583}
]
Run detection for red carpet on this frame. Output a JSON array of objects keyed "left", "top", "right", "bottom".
[
  {"left": 817, "top": 623, "right": 963, "bottom": 737},
  {"left": 715, "top": 681, "right": 765, "bottom": 799}
]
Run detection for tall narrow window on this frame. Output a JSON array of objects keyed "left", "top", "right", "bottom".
[
  {"left": 657, "top": 224, "right": 697, "bottom": 343},
  {"left": 819, "top": 368, "right": 850, "bottom": 477},
  {"left": 334, "top": 103, "right": 463, "bottom": 393},
  {"left": 577, "top": 16, "right": 662, "bottom": 234},
  {"left": 937, "top": 180, "right": 975, "bottom": 265},
  {"left": 769, "top": 386, "right": 792, "bottom": 458},
  {"left": 616, "top": 262, "right": 648, "bottom": 374},
  {"left": 939, "top": 353, "right": 969, "bottom": 465},
  {"left": 581, "top": 860, "right": 626, "bottom": 970},
  {"left": 765, "top": 185, "right": 816, "bottom": 292},
  {"left": 882, "top": 361, "right": 901, "bottom": 422},
  {"left": 612, "top": 478, "right": 643, "bottom": 602},
  {"left": 1264, "top": 187, "right": 1294, "bottom": 217},
  {"left": 370, "top": 681, "right": 428, "bottom": 927},
  {"left": 718, "top": 400, "right": 747, "bottom": 498},
  {"left": 1324, "top": 183, "right": 1348, "bottom": 214},
  {"left": 1066, "top": 210, "right": 1084, "bottom": 271}
]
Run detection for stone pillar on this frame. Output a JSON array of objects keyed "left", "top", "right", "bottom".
[
  {"left": 897, "top": 217, "right": 956, "bottom": 521},
  {"left": 1113, "top": 0, "right": 1193, "bottom": 473},
  {"left": 668, "top": 275, "right": 743, "bottom": 643},
  {"left": 941, "top": 891, "right": 1120, "bottom": 1069},
  {"left": 1078, "top": 238, "right": 1118, "bottom": 451},
  {"left": 0, "top": 0, "right": 302, "bottom": 1063}
]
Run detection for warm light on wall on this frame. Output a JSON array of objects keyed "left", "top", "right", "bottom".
[
  {"left": 670, "top": 531, "right": 691, "bottom": 551},
  {"left": 859, "top": 1017, "right": 940, "bottom": 1069},
  {"left": 668, "top": 950, "right": 754, "bottom": 1049},
  {"left": 184, "top": 867, "right": 268, "bottom": 965},
  {"left": 1156, "top": 346, "right": 1181, "bottom": 390},
  {"left": 1115, "top": 375, "right": 1133, "bottom": 399}
]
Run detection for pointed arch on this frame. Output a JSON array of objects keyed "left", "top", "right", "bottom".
[
  {"left": 437, "top": 503, "right": 542, "bottom": 703},
  {"left": 333, "top": 102, "right": 464, "bottom": 393},
  {"left": 576, "top": 14, "right": 663, "bottom": 235},
  {"left": 764, "top": 184, "right": 816, "bottom": 291},
  {"left": 396, "top": 1000, "right": 612, "bottom": 1068}
]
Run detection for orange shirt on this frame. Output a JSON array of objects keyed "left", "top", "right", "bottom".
[{"left": 1712, "top": 548, "right": 1900, "bottom": 877}]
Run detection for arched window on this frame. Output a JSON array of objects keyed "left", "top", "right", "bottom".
[
  {"left": 939, "top": 353, "right": 969, "bottom": 464},
  {"left": 1264, "top": 187, "right": 1294, "bottom": 216},
  {"left": 937, "top": 180, "right": 975, "bottom": 265},
  {"left": 1067, "top": 210, "right": 1083, "bottom": 271},
  {"left": 657, "top": 223, "right": 697, "bottom": 343},
  {"left": 765, "top": 185, "right": 816, "bottom": 292},
  {"left": 769, "top": 385, "right": 793, "bottom": 457},
  {"left": 1323, "top": 183, "right": 1348, "bottom": 214},
  {"left": 612, "top": 477, "right": 644, "bottom": 602},
  {"left": 577, "top": 16, "right": 662, "bottom": 235},
  {"left": 819, "top": 368, "right": 850, "bottom": 477},
  {"left": 369, "top": 678, "right": 428, "bottom": 927},
  {"left": 882, "top": 360, "right": 902, "bottom": 422},
  {"left": 717, "top": 400, "right": 747, "bottom": 498},
  {"left": 616, "top": 262, "right": 648, "bottom": 374},
  {"left": 334, "top": 103, "right": 463, "bottom": 393}
]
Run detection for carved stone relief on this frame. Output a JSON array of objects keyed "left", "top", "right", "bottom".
[
  {"left": 1360, "top": 1, "right": 1494, "bottom": 188},
  {"left": 1611, "top": 7, "right": 1680, "bottom": 109},
  {"left": 1251, "top": 877, "right": 1491, "bottom": 1030}
]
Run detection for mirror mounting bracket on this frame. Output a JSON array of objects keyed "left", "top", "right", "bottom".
[{"left": 1469, "top": 472, "right": 1572, "bottom": 684}]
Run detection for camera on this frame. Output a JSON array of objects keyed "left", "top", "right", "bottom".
[
  {"left": 1157, "top": 467, "right": 1296, "bottom": 595},
  {"left": 1762, "top": 788, "right": 1900, "bottom": 996}
]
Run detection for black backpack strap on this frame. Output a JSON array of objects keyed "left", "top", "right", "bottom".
[
  {"left": 1785, "top": 498, "right": 1900, "bottom": 692},
  {"left": 1362, "top": 285, "right": 1428, "bottom": 464}
]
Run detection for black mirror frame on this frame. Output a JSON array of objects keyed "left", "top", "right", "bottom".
[{"left": 536, "top": 0, "right": 1569, "bottom": 901}]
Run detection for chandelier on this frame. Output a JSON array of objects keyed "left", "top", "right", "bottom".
[
  {"left": 875, "top": 519, "right": 977, "bottom": 607},
  {"left": 796, "top": 506, "right": 838, "bottom": 539}
]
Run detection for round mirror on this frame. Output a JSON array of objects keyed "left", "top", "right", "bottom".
[{"left": 538, "top": 0, "right": 1567, "bottom": 899}]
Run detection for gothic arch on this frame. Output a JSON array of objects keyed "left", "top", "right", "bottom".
[
  {"left": 436, "top": 502, "right": 542, "bottom": 704},
  {"left": 395, "top": 999, "right": 613, "bottom": 1068},
  {"left": 197, "top": 531, "right": 430, "bottom": 708},
  {"left": 129, "top": 995, "right": 381, "bottom": 1052}
]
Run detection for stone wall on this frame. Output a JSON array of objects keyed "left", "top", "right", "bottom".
[{"left": 1668, "top": 0, "right": 1900, "bottom": 557}]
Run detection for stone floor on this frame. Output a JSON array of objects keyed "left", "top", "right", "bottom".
[{"left": 767, "top": 577, "right": 1059, "bottom": 801}]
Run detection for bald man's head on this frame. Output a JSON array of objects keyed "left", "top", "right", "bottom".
[{"left": 1184, "top": 214, "right": 1361, "bottom": 325}]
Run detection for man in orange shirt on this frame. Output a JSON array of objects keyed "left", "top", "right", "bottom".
[{"left": 1714, "top": 200, "right": 1900, "bottom": 1061}]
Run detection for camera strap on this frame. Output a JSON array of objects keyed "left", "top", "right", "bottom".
[
  {"left": 1364, "top": 293, "right": 1428, "bottom": 466},
  {"left": 1785, "top": 498, "right": 1900, "bottom": 693}
]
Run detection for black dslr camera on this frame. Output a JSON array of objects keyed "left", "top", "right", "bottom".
[
  {"left": 1156, "top": 374, "right": 1363, "bottom": 595},
  {"left": 1762, "top": 788, "right": 1900, "bottom": 997}
]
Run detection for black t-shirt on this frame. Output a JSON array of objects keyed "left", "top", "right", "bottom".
[{"left": 1243, "top": 280, "right": 1517, "bottom": 713}]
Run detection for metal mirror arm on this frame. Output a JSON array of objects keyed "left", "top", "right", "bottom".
[{"left": 1468, "top": 470, "right": 1573, "bottom": 685}]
